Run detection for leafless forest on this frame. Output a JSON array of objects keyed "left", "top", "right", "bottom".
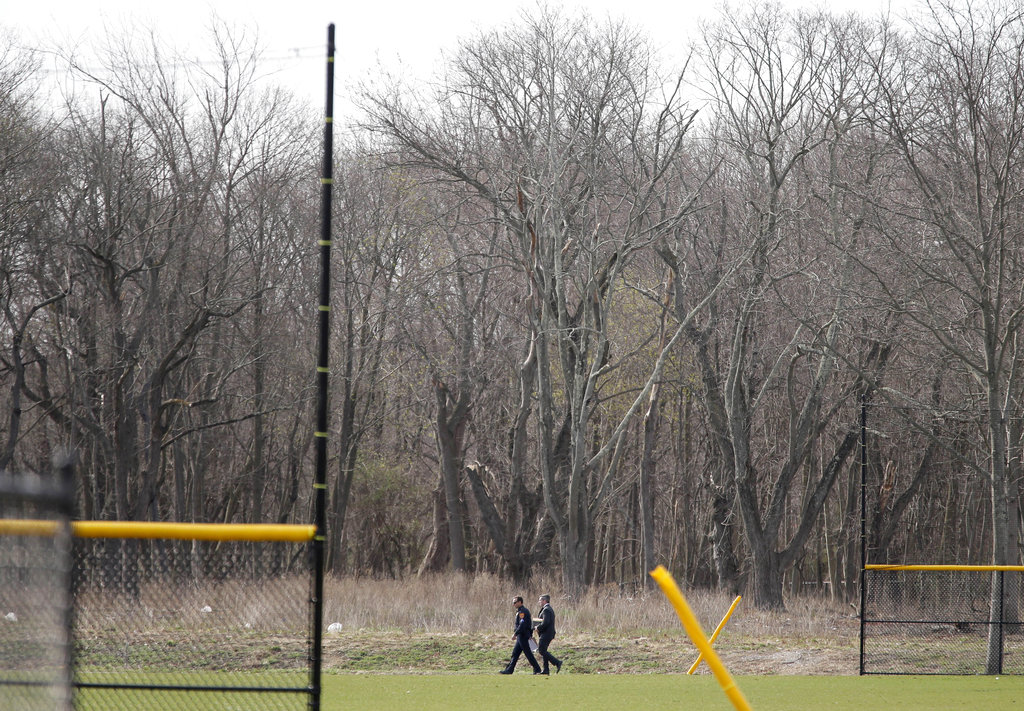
[{"left": 3, "top": 1, "right": 1024, "bottom": 616}]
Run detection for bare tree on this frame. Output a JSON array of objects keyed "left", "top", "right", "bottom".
[
  {"left": 22, "top": 21, "right": 303, "bottom": 526},
  {"left": 362, "top": 7, "right": 727, "bottom": 592},
  {"left": 0, "top": 32, "right": 66, "bottom": 472},
  {"left": 686, "top": 6, "right": 893, "bottom": 608},
  {"left": 328, "top": 151, "right": 428, "bottom": 573},
  {"left": 870, "top": 0, "right": 1024, "bottom": 671}
]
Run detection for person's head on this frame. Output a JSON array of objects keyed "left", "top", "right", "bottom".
[
  {"left": 512, "top": 595, "right": 524, "bottom": 608},
  {"left": 538, "top": 594, "right": 550, "bottom": 606}
]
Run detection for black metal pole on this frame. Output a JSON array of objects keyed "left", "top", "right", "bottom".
[
  {"left": 310, "top": 22, "right": 335, "bottom": 711},
  {"left": 999, "top": 570, "right": 1005, "bottom": 675},
  {"left": 56, "top": 452, "right": 76, "bottom": 711},
  {"left": 858, "top": 394, "right": 867, "bottom": 675}
]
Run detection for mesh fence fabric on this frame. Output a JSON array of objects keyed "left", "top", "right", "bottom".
[
  {"left": 0, "top": 473, "right": 75, "bottom": 711},
  {"left": 862, "top": 567, "right": 1024, "bottom": 674},
  {"left": 71, "top": 536, "right": 314, "bottom": 711}
]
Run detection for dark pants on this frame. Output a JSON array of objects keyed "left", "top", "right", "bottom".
[
  {"left": 505, "top": 636, "right": 541, "bottom": 672},
  {"left": 538, "top": 634, "right": 560, "bottom": 672}
]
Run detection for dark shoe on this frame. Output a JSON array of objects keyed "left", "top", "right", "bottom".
[
  {"left": 533, "top": 670, "right": 542, "bottom": 674},
  {"left": 540, "top": 670, "right": 550, "bottom": 675},
  {"left": 500, "top": 669, "right": 513, "bottom": 674},
  {"left": 555, "top": 659, "right": 562, "bottom": 674}
]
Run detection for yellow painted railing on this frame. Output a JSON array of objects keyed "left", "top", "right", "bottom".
[
  {"left": 866, "top": 564, "right": 1024, "bottom": 572},
  {"left": 0, "top": 519, "right": 316, "bottom": 542}
]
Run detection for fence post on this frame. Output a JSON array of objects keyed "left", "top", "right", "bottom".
[
  {"left": 310, "top": 23, "right": 336, "bottom": 711},
  {"left": 858, "top": 395, "right": 867, "bottom": 676},
  {"left": 999, "top": 570, "right": 1005, "bottom": 675},
  {"left": 55, "top": 453, "right": 76, "bottom": 711}
]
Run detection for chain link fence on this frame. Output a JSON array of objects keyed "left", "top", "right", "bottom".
[
  {"left": 70, "top": 526, "right": 317, "bottom": 711},
  {"left": 0, "top": 464, "right": 76, "bottom": 711},
  {"left": 861, "top": 566, "right": 1024, "bottom": 674}
]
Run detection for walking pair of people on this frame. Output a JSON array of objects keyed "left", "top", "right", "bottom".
[{"left": 500, "top": 594, "right": 563, "bottom": 675}]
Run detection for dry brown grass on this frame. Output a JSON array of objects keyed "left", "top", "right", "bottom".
[
  {"left": 322, "top": 572, "right": 857, "bottom": 640},
  {"left": 74, "top": 577, "right": 309, "bottom": 637},
  {"left": 319, "top": 572, "right": 861, "bottom": 674},
  {"left": 69, "top": 572, "right": 861, "bottom": 674}
]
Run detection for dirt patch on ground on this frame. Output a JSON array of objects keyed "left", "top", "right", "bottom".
[{"left": 720, "top": 644, "right": 856, "bottom": 675}]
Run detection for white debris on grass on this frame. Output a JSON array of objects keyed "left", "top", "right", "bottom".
[
  {"left": 327, "top": 622, "right": 343, "bottom": 633},
  {"left": 4, "top": 612, "right": 16, "bottom": 622},
  {"left": 201, "top": 605, "right": 213, "bottom": 614}
]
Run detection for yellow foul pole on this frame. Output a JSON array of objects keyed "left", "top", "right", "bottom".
[
  {"left": 688, "top": 595, "right": 742, "bottom": 675},
  {"left": 649, "top": 565, "right": 752, "bottom": 711}
]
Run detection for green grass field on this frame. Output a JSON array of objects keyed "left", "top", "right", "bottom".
[
  {"left": 325, "top": 674, "right": 1024, "bottom": 710},
  {"left": 52, "top": 572, "right": 1024, "bottom": 708},
  {"left": 69, "top": 673, "right": 1024, "bottom": 710}
]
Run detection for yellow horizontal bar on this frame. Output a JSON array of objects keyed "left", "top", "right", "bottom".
[
  {"left": 0, "top": 520, "right": 316, "bottom": 542},
  {"left": 0, "top": 519, "right": 63, "bottom": 536},
  {"left": 866, "top": 564, "right": 1024, "bottom": 572}
]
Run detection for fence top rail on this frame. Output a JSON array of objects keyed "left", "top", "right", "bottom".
[
  {"left": 0, "top": 520, "right": 317, "bottom": 542},
  {"left": 865, "top": 564, "right": 1024, "bottom": 572}
]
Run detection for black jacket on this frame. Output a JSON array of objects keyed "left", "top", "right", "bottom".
[
  {"left": 513, "top": 605, "right": 534, "bottom": 638},
  {"left": 536, "top": 603, "right": 556, "bottom": 640}
]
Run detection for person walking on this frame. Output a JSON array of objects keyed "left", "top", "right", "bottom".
[
  {"left": 500, "top": 595, "right": 542, "bottom": 674},
  {"left": 535, "top": 593, "right": 562, "bottom": 674}
]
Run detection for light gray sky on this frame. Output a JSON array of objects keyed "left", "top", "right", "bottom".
[{"left": 7, "top": 0, "right": 917, "bottom": 114}]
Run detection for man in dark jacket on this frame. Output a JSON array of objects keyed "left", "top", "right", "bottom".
[
  {"left": 500, "top": 595, "right": 542, "bottom": 674},
  {"left": 535, "top": 594, "right": 562, "bottom": 674}
]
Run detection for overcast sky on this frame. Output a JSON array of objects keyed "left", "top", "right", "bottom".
[{"left": 7, "top": 0, "right": 918, "bottom": 116}]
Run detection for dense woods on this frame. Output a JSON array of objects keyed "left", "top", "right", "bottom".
[{"left": 3, "top": 2, "right": 1024, "bottom": 615}]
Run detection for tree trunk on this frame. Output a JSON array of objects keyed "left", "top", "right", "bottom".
[
  {"left": 751, "top": 545, "right": 785, "bottom": 610},
  {"left": 329, "top": 311, "right": 359, "bottom": 573},
  {"left": 677, "top": 287, "right": 741, "bottom": 592},
  {"left": 710, "top": 484, "right": 742, "bottom": 595},
  {"left": 639, "top": 279, "right": 671, "bottom": 588},
  {"left": 435, "top": 380, "right": 468, "bottom": 572},
  {"left": 417, "top": 482, "right": 450, "bottom": 576},
  {"left": 639, "top": 405, "right": 658, "bottom": 589},
  {"left": 987, "top": 376, "right": 1011, "bottom": 674}
]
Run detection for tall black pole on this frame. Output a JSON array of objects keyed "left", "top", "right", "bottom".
[
  {"left": 311, "top": 23, "right": 334, "bottom": 711},
  {"left": 858, "top": 394, "right": 867, "bottom": 675},
  {"left": 56, "top": 452, "right": 76, "bottom": 710}
]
